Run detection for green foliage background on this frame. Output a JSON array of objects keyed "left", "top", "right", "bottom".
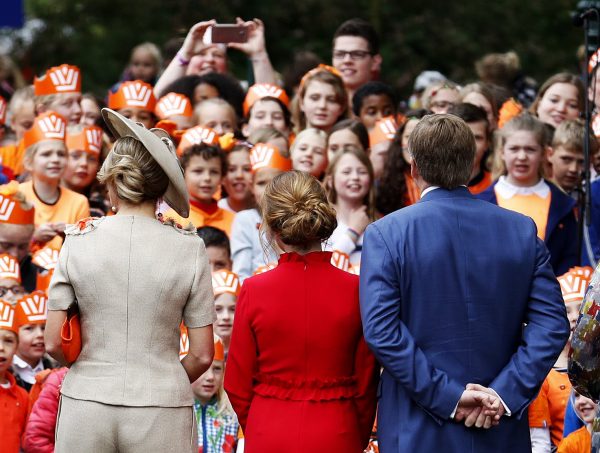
[{"left": 15, "top": 0, "right": 583, "bottom": 97}]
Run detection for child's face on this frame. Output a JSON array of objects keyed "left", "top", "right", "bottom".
[
  {"left": 463, "top": 92, "right": 496, "bottom": 130},
  {"left": 548, "top": 146, "right": 584, "bottom": 193},
  {"left": 0, "top": 278, "right": 25, "bottom": 305},
  {"left": 429, "top": 88, "right": 460, "bottom": 114},
  {"left": 17, "top": 323, "right": 45, "bottom": 365},
  {"left": 466, "top": 120, "right": 489, "bottom": 172},
  {"left": 359, "top": 94, "right": 395, "bottom": 130},
  {"left": 301, "top": 80, "right": 344, "bottom": 130},
  {"left": 193, "top": 83, "right": 220, "bottom": 106},
  {"left": 188, "top": 45, "right": 227, "bottom": 76},
  {"left": 80, "top": 98, "right": 101, "bottom": 127},
  {"left": 0, "top": 329, "right": 17, "bottom": 376},
  {"left": 130, "top": 49, "right": 158, "bottom": 82},
  {"left": 10, "top": 101, "right": 35, "bottom": 141},
  {"left": 252, "top": 167, "right": 281, "bottom": 205},
  {"left": 291, "top": 134, "right": 327, "bottom": 177},
  {"left": 196, "top": 104, "right": 235, "bottom": 135},
  {"left": 63, "top": 150, "right": 100, "bottom": 191},
  {"left": 501, "top": 130, "right": 544, "bottom": 187},
  {"left": 566, "top": 300, "right": 582, "bottom": 341},
  {"left": 118, "top": 108, "right": 154, "bottom": 129},
  {"left": 333, "top": 153, "right": 371, "bottom": 204},
  {"left": 0, "top": 224, "right": 34, "bottom": 262},
  {"left": 214, "top": 293, "right": 236, "bottom": 341},
  {"left": 30, "top": 141, "right": 68, "bottom": 183},
  {"left": 327, "top": 129, "right": 362, "bottom": 163},
  {"left": 537, "top": 83, "right": 580, "bottom": 128},
  {"left": 574, "top": 393, "right": 598, "bottom": 424},
  {"left": 185, "top": 155, "right": 223, "bottom": 203},
  {"left": 246, "top": 100, "right": 288, "bottom": 137},
  {"left": 223, "top": 150, "right": 253, "bottom": 204},
  {"left": 49, "top": 93, "right": 83, "bottom": 125},
  {"left": 206, "top": 246, "right": 232, "bottom": 273},
  {"left": 191, "top": 360, "right": 224, "bottom": 402}
]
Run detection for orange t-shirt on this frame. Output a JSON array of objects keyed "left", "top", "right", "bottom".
[
  {"left": 495, "top": 190, "right": 551, "bottom": 241},
  {"left": 528, "top": 369, "right": 572, "bottom": 446},
  {"left": 558, "top": 426, "right": 591, "bottom": 453},
  {"left": 165, "top": 200, "right": 235, "bottom": 236},
  {"left": 0, "top": 372, "right": 30, "bottom": 453},
  {"left": 19, "top": 180, "right": 91, "bottom": 249},
  {"left": 0, "top": 141, "right": 26, "bottom": 176}
]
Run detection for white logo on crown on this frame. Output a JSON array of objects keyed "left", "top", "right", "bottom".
[
  {"left": 254, "top": 263, "right": 277, "bottom": 275},
  {"left": 250, "top": 144, "right": 275, "bottom": 170},
  {"left": 331, "top": 250, "right": 350, "bottom": 272},
  {"left": 179, "top": 330, "right": 189, "bottom": 358},
  {"left": 378, "top": 119, "right": 397, "bottom": 139},
  {"left": 0, "top": 196, "right": 16, "bottom": 222},
  {"left": 158, "top": 94, "right": 189, "bottom": 116},
  {"left": 48, "top": 66, "right": 79, "bottom": 92},
  {"left": 560, "top": 274, "right": 590, "bottom": 301},
  {"left": 212, "top": 272, "right": 240, "bottom": 294},
  {"left": 0, "top": 255, "right": 19, "bottom": 279},
  {"left": 32, "top": 248, "right": 60, "bottom": 271},
  {"left": 0, "top": 303, "right": 14, "bottom": 329},
  {"left": 18, "top": 293, "right": 47, "bottom": 322},
  {"left": 38, "top": 114, "right": 66, "bottom": 139},
  {"left": 85, "top": 128, "right": 103, "bottom": 153},
  {"left": 184, "top": 127, "right": 217, "bottom": 146},
  {"left": 122, "top": 82, "right": 152, "bottom": 107},
  {"left": 252, "top": 84, "right": 284, "bottom": 100}
]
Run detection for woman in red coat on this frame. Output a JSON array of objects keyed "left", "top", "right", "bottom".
[{"left": 224, "top": 170, "right": 378, "bottom": 452}]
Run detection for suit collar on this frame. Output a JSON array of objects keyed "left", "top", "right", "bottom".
[{"left": 419, "top": 186, "right": 473, "bottom": 202}]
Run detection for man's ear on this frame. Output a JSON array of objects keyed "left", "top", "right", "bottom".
[
  {"left": 371, "top": 54, "right": 383, "bottom": 73},
  {"left": 410, "top": 159, "right": 419, "bottom": 180}
]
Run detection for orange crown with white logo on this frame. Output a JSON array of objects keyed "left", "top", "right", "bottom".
[
  {"left": 14, "top": 291, "right": 47, "bottom": 327},
  {"left": 176, "top": 126, "right": 220, "bottom": 156},
  {"left": 250, "top": 143, "right": 292, "bottom": 173},
  {"left": 0, "top": 182, "right": 34, "bottom": 225},
  {"left": 330, "top": 250, "right": 350, "bottom": 272},
  {"left": 369, "top": 116, "right": 398, "bottom": 147},
  {"left": 179, "top": 323, "right": 189, "bottom": 359},
  {"left": 0, "top": 300, "right": 17, "bottom": 335},
  {"left": 243, "top": 83, "right": 290, "bottom": 116},
  {"left": 253, "top": 263, "right": 277, "bottom": 275},
  {"left": 212, "top": 270, "right": 241, "bottom": 297},
  {"left": 558, "top": 266, "right": 593, "bottom": 303},
  {"left": 23, "top": 111, "right": 67, "bottom": 150},
  {"left": 213, "top": 334, "right": 225, "bottom": 361},
  {"left": 0, "top": 254, "right": 20, "bottom": 283},
  {"left": 34, "top": 64, "right": 81, "bottom": 96},
  {"left": 108, "top": 80, "right": 156, "bottom": 112},
  {"left": 0, "top": 95, "right": 6, "bottom": 125},
  {"left": 155, "top": 93, "right": 193, "bottom": 120},
  {"left": 32, "top": 246, "right": 60, "bottom": 271},
  {"left": 66, "top": 125, "right": 104, "bottom": 156}
]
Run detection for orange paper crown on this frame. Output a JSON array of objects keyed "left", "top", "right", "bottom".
[
  {"left": 250, "top": 143, "right": 292, "bottom": 172},
  {"left": 179, "top": 325, "right": 225, "bottom": 361},
  {"left": 155, "top": 92, "right": 193, "bottom": 119},
  {"left": 32, "top": 246, "right": 60, "bottom": 271},
  {"left": 66, "top": 125, "right": 104, "bottom": 156},
  {"left": 0, "top": 300, "right": 17, "bottom": 334},
  {"left": 331, "top": 250, "right": 350, "bottom": 272},
  {"left": 299, "top": 64, "right": 343, "bottom": 91},
  {"left": 0, "top": 254, "right": 20, "bottom": 283},
  {"left": 212, "top": 270, "right": 241, "bottom": 297},
  {"left": 213, "top": 334, "right": 225, "bottom": 361},
  {"left": 0, "top": 95, "right": 6, "bottom": 125},
  {"left": 369, "top": 116, "right": 398, "bottom": 147},
  {"left": 34, "top": 64, "right": 82, "bottom": 96},
  {"left": 0, "top": 182, "right": 35, "bottom": 225},
  {"left": 23, "top": 111, "right": 67, "bottom": 149},
  {"left": 498, "top": 98, "right": 523, "bottom": 129},
  {"left": 253, "top": 263, "right": 277, "bottom": 275},
  {"left": 176, "top": 126, "right": 220, "bottom": 156},
  {"left": 590, "top": 48, "right": 600, "bottom": 74},
  {"left": 558, "top": 266, "right": 593, "bottom": 303},
  {"left": 243, "top": 83, "right": 290, "bottom": 116},
  {"left": 14, "top": 290, "right": 47, "bottom": 327},
  {"left": 108, "top": 80, "right": 156, "bottom": 112}
]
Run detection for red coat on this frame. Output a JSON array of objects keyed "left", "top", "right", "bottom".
[
  {"left": 22, "top": 367, "right": 68, "bottom": 453},
  {"left": 224, "top": 251, "right": 378, "bottom": 453}
]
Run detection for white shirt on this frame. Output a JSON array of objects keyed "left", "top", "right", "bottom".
[
  {"left": 495, "top": 176, "right": 549, "bottom": 199},
  {"left": 12, "top": 354, "right": 44, "bottom": 384}
]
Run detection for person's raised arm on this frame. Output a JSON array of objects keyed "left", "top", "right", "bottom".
[{"left": 227, "top": 18, "right": 276, "bottom": 85}]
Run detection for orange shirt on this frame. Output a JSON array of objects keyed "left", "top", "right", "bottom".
[
  {"left": 0, "top": 372, "right": 30, "bottom": 453},
  {"left": 0, "top": 141, "right": 26, "bottom": 176},
  {"left": 405, "top": 171, "right": 420, "bottom": 206},
  {"left": 558, "top": 426, "right": 591, "bottom": 453},
  {"left": 165, "top": 200, "right": 235, "bottom": 236},
  {"left": 495, "top": 190, "right": 551, "bottom": 240},
  {"left": 528, "top": 369, "right": 572, "bottom": 446},
  {"left": 468, "top": 171, "right": 492, "bottom": 195}
]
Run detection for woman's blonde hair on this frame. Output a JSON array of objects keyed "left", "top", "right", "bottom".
[
  {"left": 492, "top": 113, "right": 548, "bottom": 180},
  {"left": 261, "top": 170, "right": 337, "bottom": 249},
  {"left": 97, "top": 136, "right": 168, "bottom": 204},
  {"left": 289, "top": 128, "right": 328, "bottom": 155}
]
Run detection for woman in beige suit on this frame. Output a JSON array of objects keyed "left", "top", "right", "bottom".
[{"left": 44, "top": 108, "right": 215, "bottom": 453}]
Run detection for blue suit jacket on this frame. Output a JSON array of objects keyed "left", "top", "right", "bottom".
[{"left": 360, "top": 187, "right": 569, "bottom": 452}]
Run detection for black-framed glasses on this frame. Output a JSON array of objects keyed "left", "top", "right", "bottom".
[
  {"left": 0, "top": 285, "right": 25, "bottom": 297},
  {"left": 332, "top": 50, "right": 372, "bottom": 61}
]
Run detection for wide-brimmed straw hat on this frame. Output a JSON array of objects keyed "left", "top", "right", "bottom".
[{"left": 101, "top": 108, "right": 189, "bottom": 217}]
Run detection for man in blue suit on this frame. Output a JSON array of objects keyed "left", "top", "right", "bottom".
[{"left": 360, "top": 114, "right": 570, "bottom": 452}]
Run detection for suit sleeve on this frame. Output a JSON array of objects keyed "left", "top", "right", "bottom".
[
  {"left": 359, "top": 223, "right": 464, "bottom": 423},
  {"left": 489, "top": 237, "right": 569, "bottom": 419},
  {"left": 223, "top": 282, "right": 258, "bottom": 430},
  {"left": 353, "top": 335, "right": 379, "bottom": 447}
]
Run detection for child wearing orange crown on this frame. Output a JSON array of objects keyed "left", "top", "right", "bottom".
[
  {"left": 217, "top": 142, "right": 256, "bottom": 214},
  {"left": 13, "top": 291, "right": 52, "bottom": 392},
  {"left": 63, "top": 124, "right": 110, "bottom": 217},
  {"left": 242, "top": 83, "right": 291, "bottom": 138},
  {"left": 0, "top": 253, "right": 26, "bottom": 305},
  {"left": 212, "top": 269, "right": 240, "bottom": 354},
  {"left": 34, "top": 64, "right": 83, "bottom": 125},
  {"left": 188, "top": 334, "right": 239, "bottom": 453},
  {"left": 529, "top": 266, "right": 593, "bottom": 450},
  {"left": 0, "top": 300, "right": 29, "bottom": 453},
  {"left": 108, "top": 80, "right": 157, "bottom": 129},
  {"left": 231, "top": 142, "right": 291, "bottom": 280},
  {"left": 155, "top": 92, "right": 194, "bottom": 130},
  {"left": 19, "top": 112, "right": 90, "bottom": 250}
]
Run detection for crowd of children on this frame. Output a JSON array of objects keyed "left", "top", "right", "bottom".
[{"left": 1, "top": 15, "right": 600, "bottom": 453}]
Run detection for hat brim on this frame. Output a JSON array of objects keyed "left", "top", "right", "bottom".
[{"left": 101, "top": 108, "right": 189, "bottom": 217}]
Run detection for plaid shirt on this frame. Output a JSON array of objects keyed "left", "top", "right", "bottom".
[{"left": 194, "top": 398, "right": 239, "bottom": 453}]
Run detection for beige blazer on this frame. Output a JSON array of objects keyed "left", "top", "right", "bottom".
[{"left": 48, "top": 215, "right": 215, "bottom": 407}]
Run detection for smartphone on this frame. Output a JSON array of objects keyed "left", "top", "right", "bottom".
[{"left": 205, "top": 25, "right": 248, "bottom": 44}]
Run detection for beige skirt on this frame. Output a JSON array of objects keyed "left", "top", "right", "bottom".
[{"left": 55, "top": 395, "right": 197, "bottom": 453}]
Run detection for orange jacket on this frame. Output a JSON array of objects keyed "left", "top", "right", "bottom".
[
  {"left": 529, "top": 369, "right": 571, "bottom": 446},
  {"left": 557, "top": 426, "right": 591, "bottom": 453},
  {"left": 0, "top": 372, "right": 30, "bottom": 453}
]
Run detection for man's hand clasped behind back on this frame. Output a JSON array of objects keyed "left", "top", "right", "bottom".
[{"left": 454, "top": 384, "right": 506, "bottom": 430}]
